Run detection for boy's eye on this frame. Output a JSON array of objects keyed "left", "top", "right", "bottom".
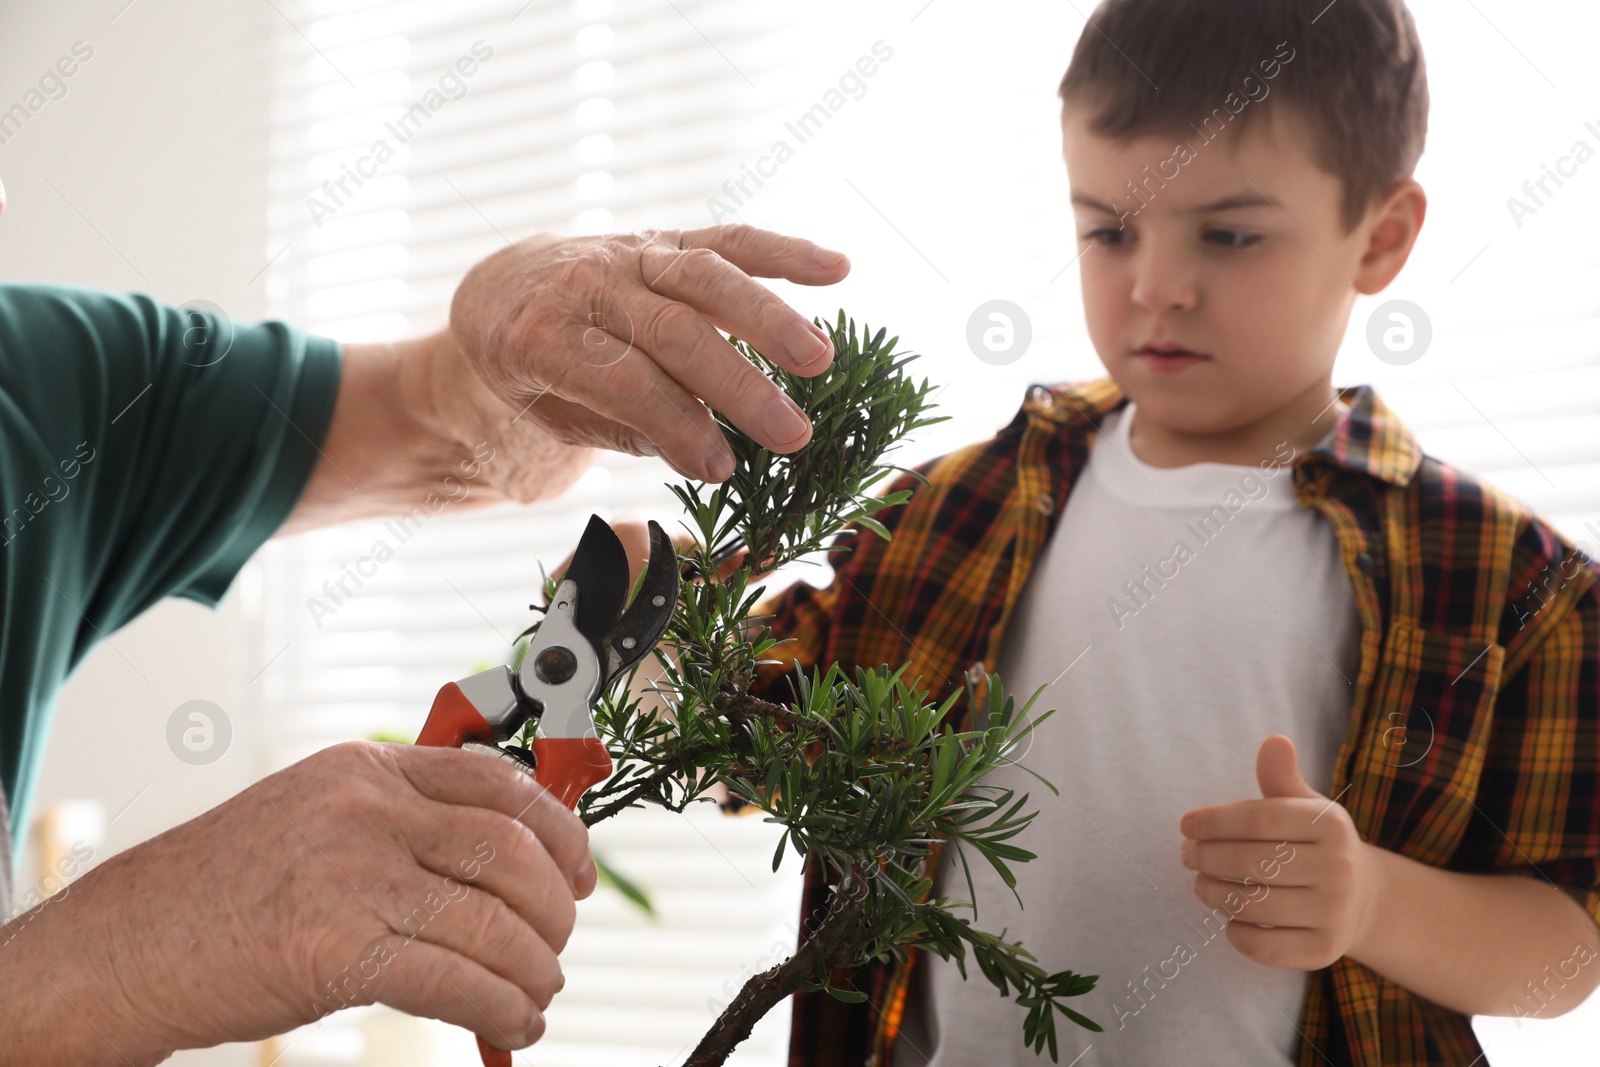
[
  {"left": 1082, "top": 226, "right": 1131, "bottom": 247},
  {"left": 1203, "top": 228, "right": 1262, "bottom": 249}
]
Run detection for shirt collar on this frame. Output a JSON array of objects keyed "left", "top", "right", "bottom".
[
  {"left": 1307, "top": 384, "right": 1424, "bottom": 487},
  {"left": 1021, "top": 378, "right": 1424, "bottom": 488}
]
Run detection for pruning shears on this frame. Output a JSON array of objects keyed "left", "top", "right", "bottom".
[{"left": 416, "top": 514, "right": 679, "bottom": 1066}]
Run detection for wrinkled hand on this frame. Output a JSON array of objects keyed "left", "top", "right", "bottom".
[
  {"left": 0, "top": 742, "right": 595, "bottom": 1065},
  {"left": 1179, "top": 735, "right": 1380, "bottom": 970},
  {"left": 450, "top": 224, "right": 850, "bottom": 487}
]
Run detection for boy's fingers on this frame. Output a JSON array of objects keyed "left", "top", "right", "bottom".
[
  {"left": 1194, "top": 874, "right": 1316, "bottom": 928},
  {"left": 1187, "top": 840, "right": 1309, "bottom": 886},
  {"left": 1181, "top": 797, "right": 1326, "bottom": 843},
  {"left": 1223, "top": 922, "right": 1328, "bottom": 964}
]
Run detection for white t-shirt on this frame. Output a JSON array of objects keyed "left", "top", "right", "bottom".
[{"left": 896, "top": 404, "right": 1361, "bottom": 1066}]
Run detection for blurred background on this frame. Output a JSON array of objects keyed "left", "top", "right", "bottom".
[{"left": 1, "top": 0, "right": 1597, "bottom": 1063}]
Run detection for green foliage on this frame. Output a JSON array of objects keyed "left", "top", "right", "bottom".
[
  {"left": 670, "top": 310, "right": 945, "bottom": 577},
  {"left": 760, "top": 670, "right": 1103, "bottom": 1056},
  {"left": 594, "top": 853, "right": 656, "bottom": 919},
  {"left": 521, "top": 312, "right": 1098, "bottom": 1060}
]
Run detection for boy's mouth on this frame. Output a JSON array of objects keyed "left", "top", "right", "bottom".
[{"left": 1133, "top": 342, "right": 1210, "bottom": 374}]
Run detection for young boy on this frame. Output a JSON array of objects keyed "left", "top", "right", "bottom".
[{"left": 748, "top": 1, "right": 1600, "bottom": 1064}]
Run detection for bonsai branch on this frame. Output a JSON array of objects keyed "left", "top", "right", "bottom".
[
  {"left": 581, "top": 684, "right": 821, "bottom": 827},
  {"left": 681, "top": 869, "right": 869, "bottom": 1067},
  {"left": 716, "top": 685, "right": 821, "bottom": 735}
]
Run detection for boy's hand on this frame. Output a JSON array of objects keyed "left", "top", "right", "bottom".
[{"left": 1178, "top": 734, "right": 1383, "bottom": 971}]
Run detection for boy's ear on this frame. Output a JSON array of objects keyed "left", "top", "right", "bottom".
[{"left": 1353, "top": 178, "right": 1427, "bottom": 296}]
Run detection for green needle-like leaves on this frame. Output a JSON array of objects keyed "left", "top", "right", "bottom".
[{"left": 519, "top": 313, "right": 1098, "bottom": 1064}]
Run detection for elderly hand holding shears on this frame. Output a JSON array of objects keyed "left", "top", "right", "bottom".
[{"left": 0, "top": 223, "right": 846, "bottom": 1065}]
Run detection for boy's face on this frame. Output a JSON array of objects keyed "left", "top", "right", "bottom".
[{"left": 1063, "top": 106, "right": 1380, "bottom": 438}]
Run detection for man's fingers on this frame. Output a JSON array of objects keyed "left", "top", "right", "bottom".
[
  {"left": 390, "top": 746, "right": 595, "bottom": 898},
  {"left": 377, "top": 875, "right": 565, "bottom": 1007},
  {"left": 404, "top": 801, "right": 579, "bottom": 952},
  {"left": 639, "top": 243, "right": 834, "bottom": 378},
  {"left": 503, "top": 391, "right": 706, "bottom": 481},
  {"left": 626, "top": 293, "right": 813, "bottom": 454},
  {"left": 670, "top": 223, "right": 850, "bottom": 285},
  {"left": 448, "top": 225, "right": 850, "bottom": 488},
  {"left": 376, "top": 940, "right": 545, "bottom": 1051},
  {"left": 543, "top": 345, "right": 734, "bottom": 482}
]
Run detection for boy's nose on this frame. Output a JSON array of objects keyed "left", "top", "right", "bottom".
[{"left": 1129, "top": 247, "right": 1198, "bottom": 313}]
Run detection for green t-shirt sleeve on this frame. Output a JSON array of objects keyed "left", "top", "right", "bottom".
[{"left": 0, "top": 283, "right": 342, "bottom": 836}]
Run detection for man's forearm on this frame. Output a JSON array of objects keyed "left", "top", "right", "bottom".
[
  {"left": 0, "top": 892, "right": 169, "bottom": 1066},
  {"left": 279, "top": 329, "right": 591, "bottom": 536},
  {"left": 1350, "top": 843, "right": 1600, "bottom": 1018}
]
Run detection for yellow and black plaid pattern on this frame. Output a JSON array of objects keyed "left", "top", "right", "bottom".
[{"left": 750, "top": 378, "right": 1600, "bottom": 1067}]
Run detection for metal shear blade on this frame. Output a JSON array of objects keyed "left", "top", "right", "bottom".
[
  {"left": 520, "top": 518, "right": 679, "bottom": 739},
  {"left": 562, "top": 514, "right": 631, "bottom": 652},
  {"left": 596, "top": 520, "right": 679, "bottom": 682}
]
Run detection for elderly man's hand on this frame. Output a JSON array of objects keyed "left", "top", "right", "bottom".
[
  {"left": 283, "top": 224, "right": 847, "bottom": 534},
  {"left": 449, "top": 224, "right": 849, "bottom": 487},
  {"left": 0, "top": 742, "right": 594, "bottom": 1065}
]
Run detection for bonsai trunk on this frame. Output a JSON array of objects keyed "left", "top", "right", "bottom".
[{"left": 679, "top": 868, "right": 868, "bottom": 1067}]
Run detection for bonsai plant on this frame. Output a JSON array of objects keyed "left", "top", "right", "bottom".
[{"left": 517, "top": 312, "right": 1100, "bottom": 1065}]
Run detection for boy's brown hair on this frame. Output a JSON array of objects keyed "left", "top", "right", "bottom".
[{"left": 1058, "top": 0, "right": 1429, "bottom": 229}]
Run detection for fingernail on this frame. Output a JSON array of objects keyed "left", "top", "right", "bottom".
[
  {"left": 810, "top": 323, "right": 834, "bottom": 358},
  {"left": 1179, "top": 840, "right": 1193, "bottom": 866},
  {"left": 762, "top": 394, "right": 809, "bottom": 445},
  {"left": 523, "top": 1009, "right": 546, "bottom": 1045},
  {"left": 814, "top": 247, "right": 848, "bottom": 270},
  {"left": 705, "top": 447, "right": 735, "bottom": 481},
  {"left": 786, "top": 319, "right": 831, "bottom": 368}
]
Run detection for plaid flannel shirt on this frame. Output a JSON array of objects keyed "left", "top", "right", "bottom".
[{"left": 748, "top": 377, "right": 1600, "bottom": 1067}]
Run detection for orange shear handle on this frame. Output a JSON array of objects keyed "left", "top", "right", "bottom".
[
  {"left": 531, "top": 736, "right": 613, "bottom": 810},
  {"left": 471, "top": 740, "right": 609, "bottom": 1067},
  {"left": 416, "top": 682, "right": 494, "bottom": 749},
  {"left": 419, "top": 685, "right": 611, "bottom": 1067},
  {"left": 418, "top": 685, "right": 511, "bottom": 1067}
]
